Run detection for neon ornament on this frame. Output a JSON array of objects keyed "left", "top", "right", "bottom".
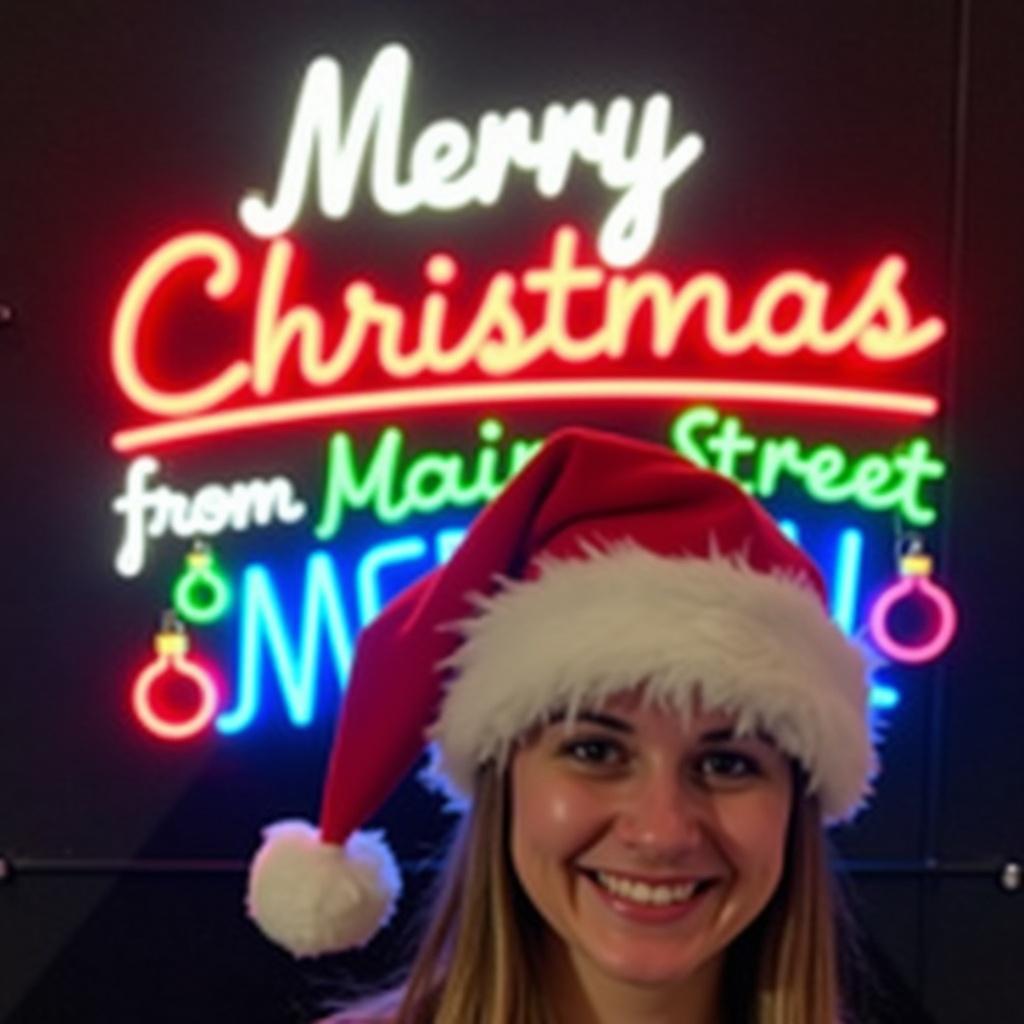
[
  {"left": 868, "top": 539, "right": 957, "bottom": 664},
  {"left": 173, "top": 541, "right": 232, "bottom": 624},
  {"left": 131, "top": 612, "right": 220, "bottom": 740}
]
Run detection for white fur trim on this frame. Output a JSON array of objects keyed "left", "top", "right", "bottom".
[
  {"left": 246, "top": 820, "right": 401, "bottom": 957},
  {"left": 426, "top": 545, "right": 878, "bottom": 822}
]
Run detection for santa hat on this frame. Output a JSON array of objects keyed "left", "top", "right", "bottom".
[{"left": 246, "top": 427, "right": 877, "bottom": 957}]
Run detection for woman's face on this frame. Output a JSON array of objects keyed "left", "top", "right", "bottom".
[{"left": 509, "top": 691, "right": 793, "bottom": 994}]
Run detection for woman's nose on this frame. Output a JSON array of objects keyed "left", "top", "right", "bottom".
[{"left": 614, "top": 768, "right": 706, "bottom": 855}]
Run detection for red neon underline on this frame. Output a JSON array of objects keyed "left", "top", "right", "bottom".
[{"left": 110, "top": 379, "right": 940, "bottom": 452}]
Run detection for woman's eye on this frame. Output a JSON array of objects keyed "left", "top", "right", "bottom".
[
  {"left": 560, "top": 737, "right": 627, "bottom": 767},
  {"left": 696, "top": 750, "right": 761, "bottom": 781}
]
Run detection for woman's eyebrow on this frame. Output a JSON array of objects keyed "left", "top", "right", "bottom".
[
  {"left": 699, "top": 727, "right": 775, "bottom": 745},
  {"left": 699, "top": 727, "right": 740, "bottom": 742},
  {"left": 549, "top": 710, "right": 633, "bottom": 732}
]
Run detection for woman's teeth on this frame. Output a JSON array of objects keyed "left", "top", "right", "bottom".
[{"left": 594, "top": 871, "right": 699, "bottom": 906}]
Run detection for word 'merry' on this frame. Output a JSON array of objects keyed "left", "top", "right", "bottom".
[{"left": 237, "top": 43, "right": 705, "bottom": 267}]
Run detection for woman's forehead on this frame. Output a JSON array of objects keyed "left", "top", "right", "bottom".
[
  {"left": 592, "top": 687, "right": 740, "bottom": 731},
  {"left": 533, "top": 687, "right": 750, "bottom": 743}
]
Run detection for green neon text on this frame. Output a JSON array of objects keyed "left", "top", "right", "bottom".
[
  {"left": 669, "top": 405, "right": 944, "bottom": 525},
  {"left": 315, "top": 419, "right": 543, "bottom": 539}
]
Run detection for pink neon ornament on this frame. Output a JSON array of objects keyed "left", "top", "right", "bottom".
[
  {"left": 868, "top": 539, "right": 957, "bottom": 664},
  {"left": 131, "top": 611, "right": 219, "bottom": 740}
]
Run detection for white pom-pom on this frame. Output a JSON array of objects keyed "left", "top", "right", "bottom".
[{"left": 246, "top": 820, "right": 402, "bottom": 957}]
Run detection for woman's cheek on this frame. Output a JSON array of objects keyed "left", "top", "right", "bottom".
[
  {"left": 513, "top": 761, "right": 609, "bottom": 856},
  {"left": 717, "top": 791, "right": 792, "bottom": 881}
]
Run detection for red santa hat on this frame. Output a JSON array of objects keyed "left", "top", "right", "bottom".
[{"left": 246, "top": 426, "right": 877, "bottom": 957}]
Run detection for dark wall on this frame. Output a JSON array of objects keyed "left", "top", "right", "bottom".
[{"left": 1, "top": 2, "right": 1021, "bottom": 1021}]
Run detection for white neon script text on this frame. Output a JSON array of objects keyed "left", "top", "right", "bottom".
[
  {"left": 113, "top": 455, "right": 307, "bottom": 576},
  {"left": 237, "top": 43, "right": 704, "bottom": 267}
]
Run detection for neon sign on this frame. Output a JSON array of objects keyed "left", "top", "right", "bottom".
[
  {"left": 111, "top": 414, "right": 947, "bottom": 577},
  {"left": 110, "top": 226, "right": 944, "bottom": 449},
  {"left": 174, "top": 542, "right": 233, "bottom": 624},
  {"left": 113, "top": 455, "right": 307, "bottom": 577},
  {"left": 315, "top": 419, "right": 541, "bottom": 539},
  {"left": 181, "top": 518, "right": 871, "bottom": 739},
  {"left": 671, "top": 405, "right": 945, "bottom": 525},
  {"left": 127, "top": 517, "right": 903, "bottom": 740},
  {"left": 237, "top": 43, "right": 705, "bottom": 268},
  {"left": 131, "top": 613, "right": 220, "bottom": 741},
  {"left": 220, "top": 554, "right": 355, "bottom": 733},
  {"left": 113, "top": 378, "right": 940, "bottom": 453},
  {"left": 868, "top": 541, "right": 957, "bottom": 664},
  {"left": 105, "top": 40, "right": 957, "bottom": 745}
]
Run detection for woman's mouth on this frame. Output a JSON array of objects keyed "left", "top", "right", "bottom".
[
  {"left": 595, "top": 870, "right": 699, "bottom": 906},
  {"left": 581, "top": 868, "right": 717, "bottom": 919}
]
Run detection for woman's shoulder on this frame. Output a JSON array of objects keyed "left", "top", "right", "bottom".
[
  {"left": 317, "top": 1001, "right": 399, "bottom": 1024},
  {"left": 318, "top": 1014, "right": 393, "bottom": 1024}
]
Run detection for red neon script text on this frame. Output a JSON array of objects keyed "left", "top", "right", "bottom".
[{"left": 111, "top": 226, "right": 945, "bottom": 420}]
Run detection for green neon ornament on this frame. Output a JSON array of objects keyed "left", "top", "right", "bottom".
[{"left": 173, "top": 541, "right": 232, "bottom": 625}]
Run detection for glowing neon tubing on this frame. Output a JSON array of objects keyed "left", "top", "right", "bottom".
[
  {"left": 213, "top": 519, "right": 874, "bottom": 736},
  {"left": 173, "top": 543, "right": 232, "bottom": 624},
  {"left": 110, "top": 227, "right": 944, "bottom": 434},
  {"left": 111, "top": 233, "right": 249, "bottom": 417},
  {"left": 767, "top": 521, "right": 890, "bottom": 706},
  {"left": 775, "top": 521, "right": 864, "bottom": 636},
  {"left": 868, "top": 560, "right": 957, "bottom": 664},
  {"left": 218, "top": 553, "right": 354, "bottom": 733},
  {"left": 314, "top": 420, "right": 538, "bottom": 541},
  {"left": 111, "top": 378, "right": 938, "bottom": 452},
  {"left": 670, "top": 406, "right": 944, "bottom": 527},
  {"left": 869, "top": 682, "right": 901, "bottom": 710},
  {"left": 435, "top": 528, "right": 467, "bottom": 564},
  {"left": 356, "top": 536, "right": 428, "bottom": 622},
  {"left": 832, "top": 529, "right": 864, "bottom": 635},
  {"left": 112, "top": 455, "right": 307, "bottom": 578},
  {"left": 131, "top": 627, "right": 219, "bottom": 741},
  {"left": 237, "top": 44, "right": 704, "bottom": 267},
  {"left": 222, "top": 533, "right": 445, "bottom": 732}
]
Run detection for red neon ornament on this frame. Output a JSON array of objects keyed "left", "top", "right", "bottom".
[
  {"left": 131, "top": 612, "right": 220, "bottom": 740},
  {"left": 868, "top": 538, "right": 957, "bottom": 664},
  {"left": 110, "top": 227, "right": 945, "bottom": 446}
]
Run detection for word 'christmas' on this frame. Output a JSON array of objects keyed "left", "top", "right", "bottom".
[{"left": 112, "top": 227, "right": 945, "bottom": 422}]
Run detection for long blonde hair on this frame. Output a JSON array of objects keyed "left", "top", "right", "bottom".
[{"left": 334, "top": 764, "right": 846, "bottom": 1024}]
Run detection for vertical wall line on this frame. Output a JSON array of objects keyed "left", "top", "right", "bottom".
[{"left": 917, "top": 0, "right": 973, "bottom": 1000}]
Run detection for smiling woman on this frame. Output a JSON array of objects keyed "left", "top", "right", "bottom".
[
  {"left": 508, "top": 699, "right": 798, "bottom": 1022},
  {"left": 245, "top": 427, "right": 882, "bottom": 1023}
]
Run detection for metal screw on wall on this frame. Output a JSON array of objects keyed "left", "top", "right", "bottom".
[
  {"left": 0, "top": 856, "right": 11, "bottom": 883},
  {"left": 0, "top": 303, "right": 14, "bottom": 328},
  {"left": 1000, "top": 861, "right": 1021, "bottom": 892}
]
